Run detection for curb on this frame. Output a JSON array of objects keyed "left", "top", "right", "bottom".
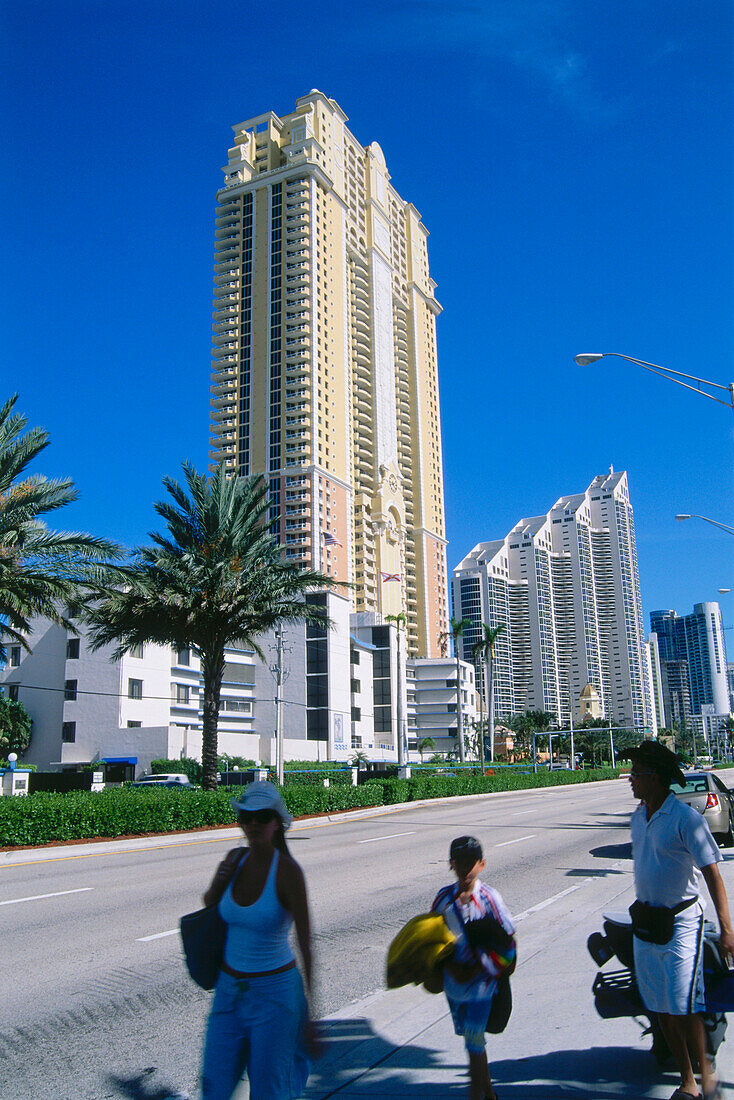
[{"left": 0, "top": 777, "right": 626, "bottom": 866}]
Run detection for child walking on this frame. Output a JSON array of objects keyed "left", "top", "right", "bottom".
[{"left": 431, "top": 836, "right": 515, "bottom": 1100}]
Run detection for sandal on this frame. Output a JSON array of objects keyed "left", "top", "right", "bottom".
[{"left": 669, "top": 1090, "right": 700, "bottom": 1100}]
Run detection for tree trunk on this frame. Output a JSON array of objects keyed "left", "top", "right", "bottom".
[
  {"left": 455, "top": 649, "right": 465, "bottom": 763},
  {"left": 201, "top": 647, "right": 225, "bottom": 790},
  {"left": 478, "top": 662, "right": 485, "bottom": 771},
  {"left": 488, "top": 647, "right": 495, "bottom": 764}
]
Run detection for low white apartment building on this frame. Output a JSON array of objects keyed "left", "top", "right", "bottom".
[
  {"left": 407, "top": 657, "right": 477, "bottom": 758},
  {"left": 2, "top": 592, "right": 477, "bottom": 772},
  {"left": 1, "top": 618, "right": 258, "bottom": 778}
]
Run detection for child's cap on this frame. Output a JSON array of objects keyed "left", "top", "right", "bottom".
[{"left": 449, "top": 835, "right": 482, "bottom": 862}]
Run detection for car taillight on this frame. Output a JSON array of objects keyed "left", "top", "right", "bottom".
[{"left": 705, "top": 792, "right": 720, "bottom": 810}]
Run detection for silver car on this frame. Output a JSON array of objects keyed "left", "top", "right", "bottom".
[{"left": 670, "top": 771, "right": 734, "bottom": 847}]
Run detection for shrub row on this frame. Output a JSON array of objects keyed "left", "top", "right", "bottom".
[
  {"left": 0, "top": 767, "right": 621, "bottom": 848},
  {"left": 373, "top": 766, "right": 620, "bottom": 804}
]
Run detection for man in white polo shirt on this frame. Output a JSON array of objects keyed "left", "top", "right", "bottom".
[{"left": 629, "top": 740, "right": 734, "bottom": 1100}]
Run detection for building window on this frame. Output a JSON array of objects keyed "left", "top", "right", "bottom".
[
  {"left": 64, "top": 679, "right": 77, "bottom": 701},
  {"left": 176, "top": 647, "right": 190, "bottom": 666},
  {"left": 66, "top": 637, "right": 80, "bottom": 660},
  {"left": 9, "top": 646, "right": 21, "bottom": 667},
  {"left": 176, "top": 684, "right": 190, "bottom": 705},
  {"left": 128, "top": 678, "right": 143, "bottom": 700},
  {"left": 127, "top": 720, "right": 142, "bottom": 728},
  {"left": 62, "top": 721, "right": 76, "bottom": 743},
  {"left": 8, "top": 684, "right": 18, "bottom": 701},
  {"left": 128, "top": 642, "right": 144, "bottom": 659},
  {"left": 350, "top": 678, "right": 360, "bottom": 694},
  {"left": 221, "top": 699, "right": 251, "bottom": 713},
  {"left": 351, "top": 706, "right": 361, "bottom": 721}
]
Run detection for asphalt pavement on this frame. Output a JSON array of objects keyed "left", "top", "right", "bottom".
[{"left": 1, "top": 774, "right": 733, "bottom": 1099}]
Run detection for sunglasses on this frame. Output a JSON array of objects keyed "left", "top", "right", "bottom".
[
  {"left": 239, "top": 810, "right": 279, "bottom": 825},
  {"left": 629, "top": 769, "right": 653, "bottom": 778}
]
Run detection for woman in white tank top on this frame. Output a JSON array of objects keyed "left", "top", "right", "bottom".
[{"left": 200, "top": 781, "right": 315, "bottom": 1100}]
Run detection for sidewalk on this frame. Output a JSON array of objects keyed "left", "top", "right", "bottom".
[{"left": 301, "top": 853, "right": 734, "bottom": 1100}]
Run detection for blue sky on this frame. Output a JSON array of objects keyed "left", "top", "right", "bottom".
[{"left": 2, "top": 0, "right": 732, "bottom": 632}]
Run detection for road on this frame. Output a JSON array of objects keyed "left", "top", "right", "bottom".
[{"left": 0, "top": 777, "right": 721, "bottom": 1099}]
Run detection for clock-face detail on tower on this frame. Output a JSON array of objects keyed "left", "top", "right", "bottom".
[{"left": 388, "top": 473, "right": 398, "bottom": 493}]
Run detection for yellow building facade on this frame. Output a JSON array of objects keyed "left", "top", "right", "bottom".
[{"left": 210, "top": 91, "right": 449, "bottom": 656}]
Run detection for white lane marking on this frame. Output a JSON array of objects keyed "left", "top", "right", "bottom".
[
  {"left": 494, "top": 834, "right": 536, "bottom": 848},
  {"left": 137, "top": 928, "right": 179, "bottom": 942},
  {"left": 0, "top": 887, "right": 93, "bottom": 907},
  {"left": 514, "top": 880, "right": 591, "bottom": 922},
  {"left": 513, "top": 858, "right": 627, "bottom": 925},
  {"left": 357, "top": 831, "right": 416, "bottom": 844},
  {"left": 510, "top": 809, "right": 537, "bottom": 817}
]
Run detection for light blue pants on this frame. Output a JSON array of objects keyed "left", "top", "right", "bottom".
[{"left": 201, "top": 968, "right": 309, "bottom": 1100}]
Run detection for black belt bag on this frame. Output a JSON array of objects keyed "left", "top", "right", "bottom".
[{"left": 629, "top": 897, "right": 697, "bottom": 945}]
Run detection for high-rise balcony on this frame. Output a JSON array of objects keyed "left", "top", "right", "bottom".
[
  {"left": 212, "top": 319, "right": 237, "bottom": 336},
  {"left": 210, "top": 388, "right": 237, "bottom": 407}
]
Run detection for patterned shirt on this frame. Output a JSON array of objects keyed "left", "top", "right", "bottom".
[{"left": 431, "top": 879, "right": 515, "bottom": 1002}]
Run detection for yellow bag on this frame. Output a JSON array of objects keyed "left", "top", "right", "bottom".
[{"left": 386, "top": 912, "right": 456, "bottom": 994}]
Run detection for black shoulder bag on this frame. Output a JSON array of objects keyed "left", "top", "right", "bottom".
[
  {"left": 629, "top": 896, "right": 697, "bottom": 946},
  {"left": 454, "top": 897, "right": 516, "bottom": 1035},
  {"left": 180, "top": 850, "right": 246, "bottom": 990}
]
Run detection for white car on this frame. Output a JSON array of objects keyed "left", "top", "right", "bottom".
[{"left": 132, "top": 773, "right": 192, "bottom": 788}]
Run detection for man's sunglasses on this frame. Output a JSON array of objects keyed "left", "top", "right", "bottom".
[
  {"left": 629, "top": 769, "right": 653, "bottom": 778},
  {"left": 239, "top": 810, "right": 279, "bottom": 824}
]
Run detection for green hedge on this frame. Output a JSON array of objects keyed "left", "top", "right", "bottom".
[
  {"left": 0, "top": 768, "right": 622, "bottom": 848},
  {"left": 374, "top": 766, "right": 620, "bottom": 804}
]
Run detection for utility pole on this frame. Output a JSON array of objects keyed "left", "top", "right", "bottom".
[
  {"left": 269, "top": 626, "right": 291, "bottom": 786},
  {"left": 386, "top": 614, "right": 407, "bottom": 770},
  {"left": 275, "top": 626, "right": 284, "bottom": 785},
  {"left": 569, "top": 698, "right": 575, "bottom": 770}
]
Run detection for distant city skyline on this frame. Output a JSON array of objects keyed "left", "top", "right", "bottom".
[
  {"left": 452, "top": 470, "right": 652, "bottom": 731},
  {"left": 3, "top": 1, "right": 732, "bottom": 626}
]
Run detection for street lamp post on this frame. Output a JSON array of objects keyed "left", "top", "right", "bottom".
[
  {"left": 574, "top": 352, "right": 734, "bottom": 418},
  {"left": 675, "top": 514, "right": 734, "bottom": 536}
]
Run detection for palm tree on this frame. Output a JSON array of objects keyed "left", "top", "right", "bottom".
[
  {"left": 386, "top": 611, "right": 407, "bottom": 767},
  {"left": 473, "top": 623, "right": 506, "bottom": 766},
  {"left": 0, "top": 393, "right": 119, "bottom": 662},
  {"left": 87, "top": 463, "right": 337, "bottom": 789},
  {"left": 418, "top": 736, "right": 435, "bottom": 763},
  {"left": 439, "top": 616, "right": 472, "bottom": 763}
]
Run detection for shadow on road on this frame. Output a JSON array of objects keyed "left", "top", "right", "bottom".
[
  {"left": 589, "top": 842, "right": 633, "bottom": 860},
  {"left": 490, "top": 1043, "right": 675, "bottom": 1098},
  {"left": 107, "top": 1067, "right": 187, "bottom": 1099},
  {"left": 304, "top": 1015, "right": 465, "bottom": 1098},
  {"left": 302, "top": 1019, "right": 704, "bottom": 1099}
]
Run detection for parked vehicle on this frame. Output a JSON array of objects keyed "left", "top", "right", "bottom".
[
  {"left": 588, "top": 910, "right": 728, "bottom": 1064},
  {"left": 670, "top": 770, "right": 734, "bottom": 847},
  {"left": 131, "top": 773, "right": 193, "bottom": 788}
]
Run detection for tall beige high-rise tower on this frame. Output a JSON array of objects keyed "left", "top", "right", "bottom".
[{"left": 210, "top": 91, "right": 449, "bottom": 657}]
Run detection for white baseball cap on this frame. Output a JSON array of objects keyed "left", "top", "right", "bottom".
[{"left": 230, "top": 780, "right": 292, "bottom": 829}]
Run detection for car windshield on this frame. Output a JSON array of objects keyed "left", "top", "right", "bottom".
[{"left": 670, "top": 775, "right": 709, "bottom": 795}]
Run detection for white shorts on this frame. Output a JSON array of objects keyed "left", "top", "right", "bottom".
[{"left": 634, "top": 903, "right": 705, "bottom": 1016}]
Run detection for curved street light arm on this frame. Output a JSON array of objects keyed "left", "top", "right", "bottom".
[
  {"left": 677, "top": 513, "right": 734, "bottom": 536},
  {"left": 576, "top": 352, "right": 734, "bottom": 414}
]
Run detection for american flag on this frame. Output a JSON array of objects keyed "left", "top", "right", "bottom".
[
  {"left": 322, "top": 531, "right": 342, "bottom": 547},
  {"left": 381, "top": 571, "right": 401, "bottom": 582}
]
